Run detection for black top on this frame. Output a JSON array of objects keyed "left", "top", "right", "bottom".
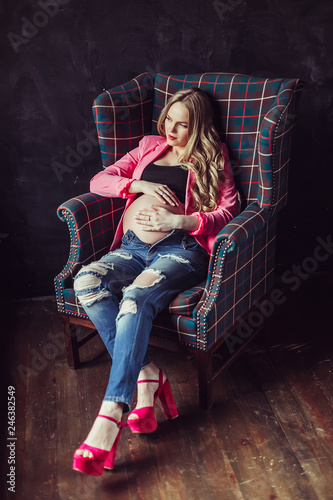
[{"left": 141, "top": 162, "right": 188, "bottom": 203}]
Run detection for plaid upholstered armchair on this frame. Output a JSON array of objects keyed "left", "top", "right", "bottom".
[{"left": 55, "top": 72, "right": 302, "bottom": 409}]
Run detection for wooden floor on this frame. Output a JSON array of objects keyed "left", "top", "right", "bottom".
[{"left": 2, "top": 273, "right": 333, "bottom": 500}]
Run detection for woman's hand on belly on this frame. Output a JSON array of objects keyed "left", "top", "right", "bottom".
[
  {"left": 122, "top": 194, "right": 185, "bottom": 244},
  {"left": 134, "top": 205, "right": 182, "bottom": 233},
  {"left": 129, "top": 180, "right": 179, "bottom": 207}
]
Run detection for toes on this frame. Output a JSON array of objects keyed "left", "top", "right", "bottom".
[{"left": 75, "top": 449, "right": 93, "bottom": 459}]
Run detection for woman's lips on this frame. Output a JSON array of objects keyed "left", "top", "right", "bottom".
[{"left": 168, "top": 135, "right": 176, "bottom": 141}]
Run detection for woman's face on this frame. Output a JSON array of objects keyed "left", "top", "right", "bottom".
[{"left": 164, "top": 102, "right": 189, "bottom": 150}]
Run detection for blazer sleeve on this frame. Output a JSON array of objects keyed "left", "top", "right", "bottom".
[
  {"left": 188, "top": 143, "right": 240, "bottom": 236},
  {"left": 90, "top": 137, "right": 151, "bottom": 198}
]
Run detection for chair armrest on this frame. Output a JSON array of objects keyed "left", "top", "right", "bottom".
[
  {"left": 195, "top": 203, "right": 274, "bottom": 348},
  {"left": 213, "top": 202, "right": 270, "bottom": 253},
  {"left": 196, "top": 202, "right": 275, "bottom": 324},
  {"left": 55, "top": 192, "right": 125, "bottom": 289}
]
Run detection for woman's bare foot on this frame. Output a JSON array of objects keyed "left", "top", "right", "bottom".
[
  {"left": 75, "top": 401, "right": 124, "bottom": 458},
  {"left": 128, "top": 363, "right": 165, "bottom": 422}
]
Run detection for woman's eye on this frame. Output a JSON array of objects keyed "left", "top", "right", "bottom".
[{"left": 166, "top": 116, "right": 171, "bottom": 121}]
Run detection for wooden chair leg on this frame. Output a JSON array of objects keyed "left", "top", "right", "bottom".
[
  {"left": 197, "top": 350, "right": 213, "bottom": 410},
  {"left": 63, "top": 316, "right": 81, "bottom": 369}
]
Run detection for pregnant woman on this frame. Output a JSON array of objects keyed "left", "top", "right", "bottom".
[{"left": 72, "top": 87, "right": 240, "bottom": 476}]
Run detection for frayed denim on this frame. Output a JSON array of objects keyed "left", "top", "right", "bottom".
[{"left": 74, "top": 230, "right": 209, "bottom": 409}]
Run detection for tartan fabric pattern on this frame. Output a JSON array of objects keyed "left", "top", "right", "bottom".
[
  {"left": 258, "top": 82, "right": 300, "bottom": 215},
  {"left": 59, "top": 284, "right": 206, "bottom": 320},
  {"left": 61, "top": 288, "right": 85, "bottom": 317},
  {"left": 151, "top": 311, "right": 198, "bottom": 347},
  {"left": 54, "top": 193, "right": 125, "bottom": 314},
  {"left": 93, "top": 73, "right": 155, "bottom": 168},
  {"left": 152, "top": 73, "right": 302, "bottom": 211},
  {"left": 55, "top": 72, "right": 301, "bottom": 352},
  {"left": 168, "top": 282, "right": 206, "bottom": 318},
  {"left": 195, "top": 209, "right": 277, "bottom": 350}
]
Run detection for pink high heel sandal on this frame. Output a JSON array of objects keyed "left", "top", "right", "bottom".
[
  {"left": 128, "top": 370, "right": 179, "bottom": 434},
  {"left": 73, "top": 415, "right": 127, "bottom": 476}
]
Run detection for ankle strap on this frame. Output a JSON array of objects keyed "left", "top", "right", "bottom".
[
  {"left": 137, "top": 378, "right": 159, "bottom": 384},
  {"left": 138, "top": 369, "right": 164, "bottom": 386},
  {"left": 97, "top": 414, "right": 128, "bottom": 428}
]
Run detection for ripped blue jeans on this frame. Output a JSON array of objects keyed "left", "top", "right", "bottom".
[{"left": 73, "top": 229, "right": 209, "bottom": 409}]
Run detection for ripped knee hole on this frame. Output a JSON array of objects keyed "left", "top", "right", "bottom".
[
  {"left": 118, "top": 299, "right": 137, "bottom": 317},
  {"left": 123, "top": 269, "right": 165, "bottom": 293}
]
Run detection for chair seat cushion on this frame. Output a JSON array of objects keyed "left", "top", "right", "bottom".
[
  {"left": 62, "top": 288, "right": 86, "bottom": 317},
  {"left": 151, "top": 310, "right": 198, "bottom": 347},
  {"left": 61, "top": 283, "right": 205, "bottom": 319},
  {"left": 168, "top": 282, "right": 205, "bottom": 317}
]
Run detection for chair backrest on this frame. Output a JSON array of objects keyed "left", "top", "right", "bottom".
[
  {"left": 151, "top": 73, "right": 302, "bottom": 213},
  {"left": 93, "top": 72, "right": 302, "bottom": 215}
]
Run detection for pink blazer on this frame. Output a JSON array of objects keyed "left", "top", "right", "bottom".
[{"left": 90, "top": 135, "right": 240, "bottom": 255}]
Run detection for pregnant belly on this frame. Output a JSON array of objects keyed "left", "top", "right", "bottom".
[{"left": 122, "top": 194, "right": 185, "bottom": 244}]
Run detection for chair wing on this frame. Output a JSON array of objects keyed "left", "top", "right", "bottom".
[
  {"left": 258, "top": 79, "right": 301, "bottom": 213},
  {"left": 92, "top": 73, "right": 155, "bottom": 167}
]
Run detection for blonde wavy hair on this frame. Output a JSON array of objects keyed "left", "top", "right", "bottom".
[{"left": 157, "top": 87, "right": 226, "bottom": 213}]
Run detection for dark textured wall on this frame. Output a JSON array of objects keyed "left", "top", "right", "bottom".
[{"left": 1, "top": 0, "right": 332, "bottom": 299}]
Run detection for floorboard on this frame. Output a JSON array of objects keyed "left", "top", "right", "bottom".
[{"left": 2, "top": 273, "right": 333, "bottom": 500}]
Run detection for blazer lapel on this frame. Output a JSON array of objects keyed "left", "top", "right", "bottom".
[{"left": 132, "top": 138, "right": 169, "bottom": 180}]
